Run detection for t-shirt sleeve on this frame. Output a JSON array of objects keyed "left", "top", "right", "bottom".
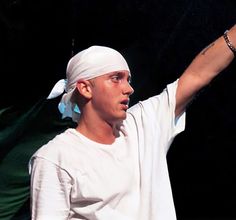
[
  {"left": 29, "top": 156, "right": 72, "bottom": 220},
  {"left": 166, "top": 79, "right": 186, "bottom": 140},
  {"left": 127, "top": 79, "right": 186, "bottom": 153}
]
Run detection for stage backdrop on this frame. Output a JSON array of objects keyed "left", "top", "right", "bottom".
[{"left": 1, "top": 0, "right": 236, "bottom": 219}]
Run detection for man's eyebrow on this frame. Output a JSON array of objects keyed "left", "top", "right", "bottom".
[
  {"left": 108, "top": 71, "right": 123, "bottom": 77},
  {"left": 108, "top": 71, "right": 120, "bottom": 76},
  {"left": 108, "top": 71, "right": 131, "bottom": 81},
  {"left": 113, "top": 71, "right": 123, "bottom": 74}
]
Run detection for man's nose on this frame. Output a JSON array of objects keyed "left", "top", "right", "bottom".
[{"left": 123, "top": 82, "right": 134, "bottom": 96}]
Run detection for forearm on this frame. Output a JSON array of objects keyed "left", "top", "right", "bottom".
[
  {"left": 176, "top": 24, "right": 236, "bottom": 116},
  {"left": 185, "top": 25, "right": 236, "bottom": 84}
]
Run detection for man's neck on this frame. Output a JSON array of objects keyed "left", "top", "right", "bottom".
[{"left": 76, "top": 115, "right": 119, "bottom": 145}]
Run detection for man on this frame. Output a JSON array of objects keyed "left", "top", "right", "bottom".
[{"left": 29, "top": 25, "right": 236, "bottom": 220}]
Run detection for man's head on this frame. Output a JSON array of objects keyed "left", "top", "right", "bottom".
[
  {"left": 75, "top": 69, "right": 134, "bottom": 124},
  {"left": 59, "top": 45, "right": 132, "bottom": 122}
]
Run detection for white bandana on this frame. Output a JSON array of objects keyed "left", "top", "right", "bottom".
[{"left": 47, "top": 45, "right": 130, "bottom": 122}]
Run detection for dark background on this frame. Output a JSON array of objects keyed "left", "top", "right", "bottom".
[{"left": 1, "top": 0, "right": 236, "bottom": 219}]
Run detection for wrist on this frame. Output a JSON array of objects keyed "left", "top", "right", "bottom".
[
  {"left": 223, "top": 25, "right": 236, "bottom": 56},
  {"left": 223, "top": 29, "right": 236, "bottom": 55}
]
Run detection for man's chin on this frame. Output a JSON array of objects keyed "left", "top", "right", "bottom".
[
  {"left": 120, "top": 112, "right": 127, "bottom": 120},
  {"left": 114, "top": 113, "right": 127, "bottom": 123}
]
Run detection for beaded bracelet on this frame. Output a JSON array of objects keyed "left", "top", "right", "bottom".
[{"left": 223, "top": 30, "right": 236, "bottom": 55}]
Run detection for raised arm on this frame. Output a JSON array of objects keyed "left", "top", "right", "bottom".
[{"left": 175, "top": 24, "right": 236, "bottom": 116}]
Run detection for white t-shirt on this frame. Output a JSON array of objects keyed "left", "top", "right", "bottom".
[{"left": 29, "top": 80, "right": 186, "bottom": 220}]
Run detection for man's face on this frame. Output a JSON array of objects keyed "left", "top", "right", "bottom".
[{"left": 90, "top": 70, "right": 134, "bottom": 123}]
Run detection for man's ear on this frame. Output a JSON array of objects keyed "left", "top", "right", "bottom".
[{"left": 76, "top": 80, "right": 93, "bottom": 99}]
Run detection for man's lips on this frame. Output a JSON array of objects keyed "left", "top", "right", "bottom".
[{"left": 120, "top": 99, "right": 129, "bottom": 109}]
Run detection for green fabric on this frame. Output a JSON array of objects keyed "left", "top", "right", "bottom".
[{"left": 0, "top": 99, "right": 75, "bottom": 220}]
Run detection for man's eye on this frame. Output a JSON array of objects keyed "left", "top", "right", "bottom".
[{"left": 111, "top": 75, "right": 121, "bottom": 82}]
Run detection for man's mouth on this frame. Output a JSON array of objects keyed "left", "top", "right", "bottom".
[{"left": 120, "top": 99, "right": 129, "bottom": 109}]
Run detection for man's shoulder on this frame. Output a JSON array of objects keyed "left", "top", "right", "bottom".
[{"left": 32, "top": 128, "right": 74, "bottom": 157}]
